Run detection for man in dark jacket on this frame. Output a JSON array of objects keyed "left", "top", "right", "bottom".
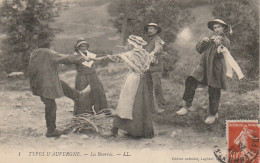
[
  {"left": 176, "top": 19, "right": 232, "bottom": 124},
  {"left": 144, "top": 23, "right": 166, "bottom": 113},
  {"left": 28, "top": 45, "right": 91, "bottom": 137}
]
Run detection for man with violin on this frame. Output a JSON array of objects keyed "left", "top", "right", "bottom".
[{"left": 176, "top": 19, "right": 244, "bottom": 124}]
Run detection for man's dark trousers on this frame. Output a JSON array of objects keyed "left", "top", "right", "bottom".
[
  {"left": 151, "top": 72, "right": 165, "bottom": 106},
  {"left": 182, "top": 76, "right": 221, "bottom": 116},
  {"left": 40, "top": 80, "right": 81, "bottom": 132}
]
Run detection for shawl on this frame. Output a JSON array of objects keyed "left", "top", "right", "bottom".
[
  {"left": 108, "top": 48, "right": 152, "bottom": 74},
  {"left": 108, "top": 48, "right": 152, "bottom": 119}
]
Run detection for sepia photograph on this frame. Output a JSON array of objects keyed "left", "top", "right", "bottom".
[{"left": 0, "top": 0, "right": 259, "bottom": 162}]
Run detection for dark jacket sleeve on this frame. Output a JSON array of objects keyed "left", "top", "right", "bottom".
[
  {"left": 196, "top": 40, "right": 212, "bottom": 54},
  {"left": 224, "top": 38, "right": 231, "bottom": 51},
  {"left": 51, "top": 51, "right": 85, "bottom": 65}
]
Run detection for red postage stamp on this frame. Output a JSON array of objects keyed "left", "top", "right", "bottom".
[{"left": 227, "top": 120, "right": 259, "bottom": 163}]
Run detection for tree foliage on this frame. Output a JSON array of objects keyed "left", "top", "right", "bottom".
[
  {"left": 212, "top": 0, "right": 259, "bottom": 78},
  {"left": 108, "top": 0, "right": 193, "bottom": 77},
  {"left": 108, "top": 0, "right": 192, "bottom": 45},
  {"left": 0, "top": 0, "right": 61, "bottom": 73}
]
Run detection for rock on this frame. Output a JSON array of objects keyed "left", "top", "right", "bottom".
[
  {"left": 21, "top": 95, "right": 29, "bottom": 100},
  {"left": 170, "top": 131, "right": 177, "bottom": 138},
  {"left": 16, "top": 103, "right": 22, "bottom": 107},
  {"left": 60, "top": 135, "right": 69, "bottom": 139},
  {"left": 80, "top": 135, "right": 90, "bottom": 139},
  {"left": 16, "top": 95, "right": 28, "bottom": 100},
  {"left": 7, "top": 72, "right": 24, "bottom": 78},
  {"left": 158, "top": 131, "right": 167, "bottom": 135},
  {"left": 197, "top": 88, "right": 204, "bottom": 91},
  {"left": 25, "top": 91, "right": 32, "bottom": 97}
]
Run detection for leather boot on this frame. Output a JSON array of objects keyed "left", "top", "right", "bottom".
[{"left": 46, "top": 129, "right": 65, "bottom": 137}]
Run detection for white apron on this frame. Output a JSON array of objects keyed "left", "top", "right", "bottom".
[
  {"left": 116, "top": 72, "right": 140, "bottom": 120},
  {"left": 107, "top": 48, "right": 152, "bottom": 120}
]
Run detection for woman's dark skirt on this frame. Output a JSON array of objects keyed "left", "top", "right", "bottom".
[
  {"left": 74, "top": 71, "right": 107, "bottom": 115},
  {"left": 113, "top": 76, "right": 154, "bottom": 138}
]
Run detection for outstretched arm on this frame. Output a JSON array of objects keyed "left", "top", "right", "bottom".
[
  {"left": 94, "top": 56, "right": 109, "bottom": 61},
  {"left": 94, "top": 52, "right": 130, "bottom": 63},
  {"left": 51, "top": 50, "right": 85, "bottom": 65}
]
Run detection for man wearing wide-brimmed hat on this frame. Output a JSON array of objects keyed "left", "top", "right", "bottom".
[
  {"left": 143, "top": 23, "right": 166, "bottom": 113},
  {"left": 176, "top": 19, "right": 244, "bottom": 124}
]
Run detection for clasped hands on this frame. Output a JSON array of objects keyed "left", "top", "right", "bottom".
[
  {"left": 81, "top": 56, "right": 95, "bottom": 67},
  {"left": 202, "top": 35, "right": 222, "bottom": 45},
  {"left": 202, "top": 36, "right": 225, "bottom": 54}
]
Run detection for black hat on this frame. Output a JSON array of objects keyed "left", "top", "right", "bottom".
[
  {"left": 75, "top": 38, "right": 89, "bottom": 49},
  {"left": 207, "top": 19, "right": 229, "bottom": 31},
  {"left": 144, "top": 23, "right": 161, "bottom": 34}
]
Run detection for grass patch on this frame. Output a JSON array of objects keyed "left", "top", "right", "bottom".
[{"left": 153, "top": 77, "right": 259, "bottom": 136}]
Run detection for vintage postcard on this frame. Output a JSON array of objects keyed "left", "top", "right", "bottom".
[{"left": 0, "top": 0, "right": 259, "bottom": 163}]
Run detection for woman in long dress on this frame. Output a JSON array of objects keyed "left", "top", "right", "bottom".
[
  {"left": 96, "top": 35, "right": 155, "bottom": 138},
  {"left": 73, "top": 39, "right": 108, "bottom": 115}
]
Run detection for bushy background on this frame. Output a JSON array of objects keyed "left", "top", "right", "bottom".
[{"left": 0, "top": 0, "right": 62, "bottom": 74}]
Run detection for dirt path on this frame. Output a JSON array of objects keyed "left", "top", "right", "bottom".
[{"left": 0, "top": 86, "right": 226, "bottom": 163}]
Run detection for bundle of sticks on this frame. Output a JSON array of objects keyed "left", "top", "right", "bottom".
[{"left": 65, "top": 108, "right": 115, "bottom": 136}]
